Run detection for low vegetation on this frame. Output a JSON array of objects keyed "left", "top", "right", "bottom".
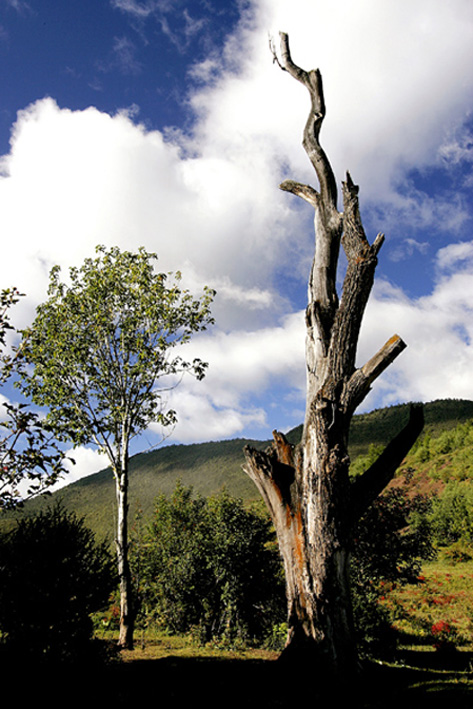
[
  {"left": 129, "top": 484, "right": 286, "bottom": 647},
  {"left": 0, "top": 502, "right": 116, "bottom": 664},
  {"left": 2, "top": 399, "right": 473, "bottom": 705}
]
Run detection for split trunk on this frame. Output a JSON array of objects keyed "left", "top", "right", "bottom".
[{"left": 243, "top": 33, "right": 424, "bottom": 679}]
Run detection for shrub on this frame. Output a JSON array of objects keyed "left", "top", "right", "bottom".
[
  {"left": 442, "top": 541, "right": 473, "bottom": 564},
  {"left": 130, "top": 483, "right": 285, "bottom": 646},
  {"left": 430, "top": 482, "right": 473, "bottom": 546},
  {"left": 351, "top": 483, "right": 434, "bottom": 656},
  {"left": 132, "top": 479, "right": 437, "bottom": 655},
  {"left": 0, "top": 502, "right": 116, "bottom": 664}
]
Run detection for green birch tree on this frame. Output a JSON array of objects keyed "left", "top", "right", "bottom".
[{"left": 17, "top": 245, "right": 215, "bottom": 649}]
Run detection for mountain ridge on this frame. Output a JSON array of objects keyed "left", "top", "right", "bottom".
[{"left": 4, "top": 398, "right": 473, "bottom": 540}]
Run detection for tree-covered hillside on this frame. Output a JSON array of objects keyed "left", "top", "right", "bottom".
[{"left": 3, "top": 399, "right": 473, "bottom": 541}]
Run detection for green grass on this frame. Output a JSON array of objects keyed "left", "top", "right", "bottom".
[
  {"left": 118, "top": 630, "right": 278, "bottom": 663},
  {"left": 90, "top": 627, "right": 473, "bottom": 708},
  {"left": 107, "top": 553, "right": 473, "bottom": 706},
  {"left": 378, "top": 556, "right": 473, "bottom": 672}
]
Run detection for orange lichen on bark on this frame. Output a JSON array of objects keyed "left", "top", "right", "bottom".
[
  {"left": 386, "top": 333, "right": 401, "bottom": 346},
  {"left": 292, "top": 508, "right": 305, "bottom": 570}
]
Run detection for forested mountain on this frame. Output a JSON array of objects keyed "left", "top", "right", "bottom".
[{"left": 3, "top": 399, "right": 473, "bottom": 541}]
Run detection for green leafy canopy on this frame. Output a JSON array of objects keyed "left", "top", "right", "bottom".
[
  {"left": 0, "top": 288, "right": 70, "bottom": 510},
  {"left": 16, "top": 246, "right": 215, "bottom": 468}
]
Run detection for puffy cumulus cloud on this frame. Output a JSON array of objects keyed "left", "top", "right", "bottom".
[
  {"left": 357, "top": 240, "right": 473, "bottom": 410},
  {"left": 186, "top": 0, "right": 473, "bottom": 230},
  {"left": 159, "top": 310, "right": 306, "bottom": 442},
  {"left": 0, "top": 96, "right": 297, "bottom": 331},
  {"left": 2, "top": 0, "right": 472, "bottom": 322},
  {"left": 436, "top": 240, "right": 473, "bottom": 273},
  {"left": 2, "top": 0, "right": 473, "bottom": 480},
  {"left": 47, "top": 446, "right": 109, "bottom": 492},
  {"left": 155, "top": 389, "right": 268, "bottom": 444},
  {"left": 0, "top": 89, "right": 305, "bottom": 480}
]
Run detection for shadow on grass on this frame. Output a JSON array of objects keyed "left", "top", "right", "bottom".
[
  {"left": 87, "top": 654, "right": 473, "bottom": 708},
  {"left": 396, "top": 647, "right": 473, "bottom": 672},
  {"left": 5, "top": 649, "right": 473, "bottom": 708},
  {"left": 104, "top": 653, "right": 473, "bottom": 709},
  {"left": 361, "top": 654, "right": 473, "bottom": 709}
]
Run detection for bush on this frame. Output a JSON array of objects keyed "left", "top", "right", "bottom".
[
  {"left": 430, "top": 481, "right": 473, "bottom": 546},
  {"left": 0, "top": 502, "right": 116, "bottom": 664},
  {"left": 442, "top": 541, "right": 473, "bottom": 563},
  {"left": 131, "top": 479, "right": 439, "bottom": 656},
  {"left": 351, "top": 484, "right": 434, "bottom": 656},
  {"left": 130, "top": 483, "right": 285, "bottom": 646}
]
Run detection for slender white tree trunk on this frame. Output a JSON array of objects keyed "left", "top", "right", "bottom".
[{"left": 115, "top": 434, "right": 134, "bottom": 649}]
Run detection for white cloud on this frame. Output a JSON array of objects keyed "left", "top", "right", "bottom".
[
  {"left": 2, "top": 0, "right": 473, "bottom": 479},
  {"left": 358, "top": 248, "right": 473, "bottom": 409},
  {"left": 2, "top": 0, "right": 472, "bottom": 315},
  {"left": 154, "top": 390, "right": 268, "bottom": 443},
  {"left": 389, "top": 238, "right": 430, "bottom": 263},
  {"left": 108, "top": 36, "right": 143, "bottom": 76},
  {"left": 0, "top": 393, "right": 11, "bottom": 422},
  {"left": 186, "top": 0, "right": 473, "bottom": 215},
  {"left": 110, "top": 0, "right": 154, "bottom": 18},
  {"left": 170, "top": 235, "right": 473, "bottom": 442},
  {"left": 162, "top": 310, "right": 306, "bottom": 441},
  {"left": 439, "top": 127, "right": 473, "bottom": 167},
  {"left": 0, "top": 94, "right": 297, "bottom": 330},
  {"left": 436, "top": 241, "right": 473, "bottom": 273},
  {"left": 51, "top": 446, "right": 109, "bottom": 491}
]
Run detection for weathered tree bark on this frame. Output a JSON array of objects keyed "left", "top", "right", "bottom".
[{"left": 243, "top": 33, "right": 424, "bottom": 681}]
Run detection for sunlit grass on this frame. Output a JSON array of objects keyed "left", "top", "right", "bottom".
[
  {"left": 97, "top": 557, "right": 473, "bottom": 663},
  {"left": 380, "top": 557, "right": 473, "bottom": 651},
  {"left": 97, "top": 626, "right": 278, "bottom": 663}
]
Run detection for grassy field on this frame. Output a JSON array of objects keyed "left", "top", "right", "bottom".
[
  {"left": 382, "top": 558, "right": 473, "bottom": 655},
  {"left": 97, "top": 631, "right": 473, "bottom": 708},
  {"left": 5, "top": 400, "right": 473, "bottom": 706},
  {"left": 7, "top": 566, "right": 472, "bottom": 708},
  {"left": 94, "top": 562, "right": 473, "bottom": 709}
]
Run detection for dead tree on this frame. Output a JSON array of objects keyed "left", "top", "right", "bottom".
[{"left": 243, "top": 33, "right": 424, "bottom": 680}]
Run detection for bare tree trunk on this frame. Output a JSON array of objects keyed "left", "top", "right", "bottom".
[
  {"left": 244, "top": 33, "right": 424, "bottom": 680},
  {"left": 115, "top": 450, "right": 134, "bottom": 650}
]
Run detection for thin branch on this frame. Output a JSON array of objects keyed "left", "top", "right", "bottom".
[
  {"left": 277, "top": 32, "right": 338, "bottom": 211},
  {"left": 359, "top": 334, "right": 407, "bottom": 383},
  {"left": 269, "top": 33, "right": 284, "bottom": 70},
  {"left": 279, "top": 179, "right": 319, "bottom": 207}
]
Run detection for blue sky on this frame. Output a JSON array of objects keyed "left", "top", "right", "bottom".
[
  {"left": 0, "top": 1, "right": 243, "bottom": 154},
  {"left": 1, "top": 0, "right": 473, "bottom": 482}
]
